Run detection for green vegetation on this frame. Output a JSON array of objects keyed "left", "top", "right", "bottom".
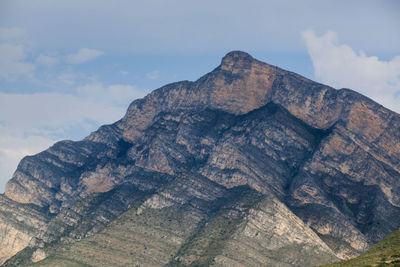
[
  {"left": 19, "top": 181, "right": 264, "bottom": 267},
  {"left": 31, "top": 256, "right": 91, "bottom": 267},
  {"left": 323, "top": 228, "right": 400, "bottom": 267},
  {"left": 168, "top": 186, "right": 263, "bottom": 266}
]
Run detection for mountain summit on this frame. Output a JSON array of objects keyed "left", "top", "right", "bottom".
[{"left": 1, "top": 51, "right": 399, "bottom": 266}]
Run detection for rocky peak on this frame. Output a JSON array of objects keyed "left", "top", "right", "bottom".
[
  {"left": 220, "top": 50, "right": 254, "bottom": 72},
  {"left": 117, "top": 51, "right": 279, "bottom": 141},
  {"left": 1, "top": 51, "right": 400, "bottom": 266}
]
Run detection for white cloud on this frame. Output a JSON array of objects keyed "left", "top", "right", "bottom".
[
  {"left": 66, "top": 48, "right": 104, "bottom": 64},
  {"left": 0, "top": 43, "right": 35, "bottom": 80},
  {"left": 0, "top": 84, "right": 146, "bottom": 192},
  {"left": 36, "top": 54, "right": 59, "bottom": 66},
  {"left": 302, "top": 30, "right": 400, "bottom": 113},
  {"left": 146, "top": 70, "right": 160, "bottom": 80}
]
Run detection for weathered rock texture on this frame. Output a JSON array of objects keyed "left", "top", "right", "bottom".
[{"left": 1, "top": 51, "right": 399, "bottom": 266}]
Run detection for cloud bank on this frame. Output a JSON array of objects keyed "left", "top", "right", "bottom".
[{"left": 302, "top": 30, "right": 400, "bottom": 113}]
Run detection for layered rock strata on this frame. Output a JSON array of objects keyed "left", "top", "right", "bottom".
[{"left": 1, "top": 51, "right": 399, "bottom": 266}]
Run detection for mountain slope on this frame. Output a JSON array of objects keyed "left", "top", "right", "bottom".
[
  {"left": 323, "top": 227, "right": 400, "bottom": 266},
  {"left": 1, "top": 51, "right": 399, "bottom": 266}
]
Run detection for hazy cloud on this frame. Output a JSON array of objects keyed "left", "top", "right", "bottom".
[
  {"left": 0, "top": 27, "right": 34, "bottom": 80},
  {"left": 76, "top": 83, "right": 146, "bottom": 107},
  {"left": 36, "top": 54, "right": 59, "bottom": 66},
  {"left": 2, "top": 1, "right": 399, "bottom": 54},
  {"left": 302, "top": 30, "right": 400, "bottom": 113},
  {"left": 146, "top": 70, "right": 160, "bottom": 80},
  {"left": 0, "top": 43, "right": 35, "bottom": 80},
  {"left": 66, "top": 48, "right": 104, "bottom": 64},
  {"left": 0, "top": 27, "right": 27, "bottom": 42}
]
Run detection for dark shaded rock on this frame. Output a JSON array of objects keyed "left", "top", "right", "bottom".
[{"left": 1, "top": 51, "right": 399, "bottom": 266}]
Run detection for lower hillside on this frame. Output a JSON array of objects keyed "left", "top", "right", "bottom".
[
  {"left": 6, "top": 176, "right": 338, "bottom": 267},
  {"left": 323, "top": 228, "right": 400, "bottom": 267}
]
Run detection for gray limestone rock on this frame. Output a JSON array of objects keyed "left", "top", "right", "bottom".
[{"left": 1, "top": 51, "right": 399, "bottom": 266}]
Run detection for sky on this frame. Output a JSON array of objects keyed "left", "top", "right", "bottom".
[{"left": 0, "top": 0, "right": 399, "bottom": 192}]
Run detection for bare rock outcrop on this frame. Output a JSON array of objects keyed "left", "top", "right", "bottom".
[{"left": 1, "top": 51, "right": 399, "bottom": 266}]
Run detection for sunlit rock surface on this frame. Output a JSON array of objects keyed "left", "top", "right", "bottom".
[{"left": 1, "top": 51, "right": 399, "bottom": 266}]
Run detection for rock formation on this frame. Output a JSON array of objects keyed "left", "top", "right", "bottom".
[{"left": 0, "top": 51, "right": 399, "bottom": 266}]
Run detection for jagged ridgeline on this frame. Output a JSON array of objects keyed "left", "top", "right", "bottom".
[{"left": 1, "top": 51, "right": 399, "bottom": 267}]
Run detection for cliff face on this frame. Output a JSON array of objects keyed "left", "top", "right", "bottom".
[{"left": 1, "top": 51, "right": 399, "bottom": 266}]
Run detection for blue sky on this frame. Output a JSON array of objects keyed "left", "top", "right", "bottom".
[{"left": 0, "top": 0, "right": 399, "bottom": 192}]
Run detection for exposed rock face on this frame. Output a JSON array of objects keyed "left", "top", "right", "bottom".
[
  {"left": 1, "top": 51, "right": 399, "bottom": 266},
  {"left": 31, "top": 249, "right": 46, "bottom": 263},
  {"left": 0, "top": 195, "right": 49, "bottom": 265}
]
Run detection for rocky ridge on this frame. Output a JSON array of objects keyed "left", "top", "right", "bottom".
[{"left": 0, "top": 51, "right": 399, "bottom": 266}]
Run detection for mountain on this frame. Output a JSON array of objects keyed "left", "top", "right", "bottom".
[{"left": 1, "top": 51, "right": 399, "bottom": 266}]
